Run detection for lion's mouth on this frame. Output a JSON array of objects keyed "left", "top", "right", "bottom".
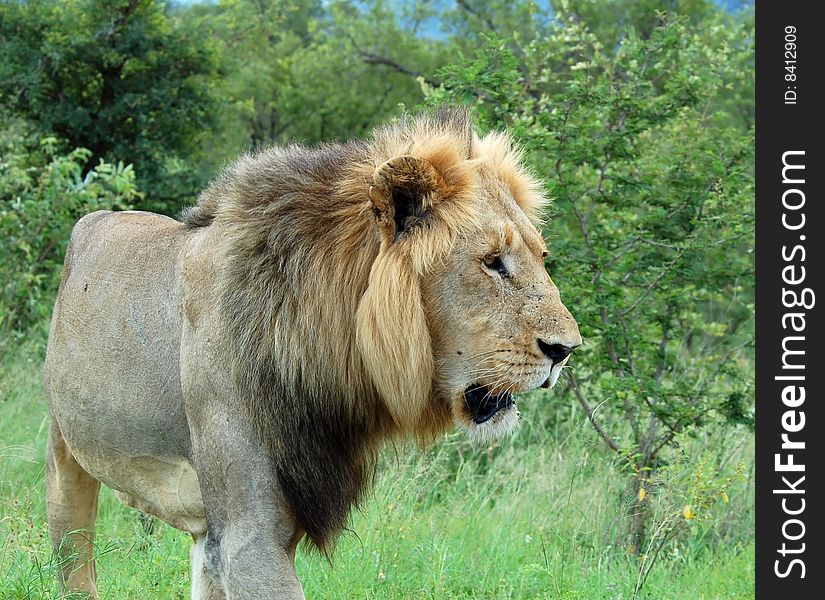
[{"left": 463, "top": 385, "right": 516, "bottom": 424}]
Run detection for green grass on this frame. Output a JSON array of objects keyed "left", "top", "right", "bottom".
[{"left": 0, "top": 336, "right": 754, "bottom": 599}]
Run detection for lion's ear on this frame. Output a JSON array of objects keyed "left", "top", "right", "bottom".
[{"left": 369, "top": 155, "right": 440, "bottom": 242}]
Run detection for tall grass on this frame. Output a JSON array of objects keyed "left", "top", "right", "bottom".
[{"left": 0, "top": 333, "right": 753, "bottom": 599}]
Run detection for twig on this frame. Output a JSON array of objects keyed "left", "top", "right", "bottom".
[
  {"left": 570, "top": 375, "right": 620, "bottom": 452},
  {"left": 653, "top": 305, "right": 674, "bottom": 384},
  {"left": 621, "top": 246, "right": 687, "bottom": 317}
]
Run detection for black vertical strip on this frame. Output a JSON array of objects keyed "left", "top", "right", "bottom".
[{"left": 756, "top": 3, "right": 823, "bottom": 596}]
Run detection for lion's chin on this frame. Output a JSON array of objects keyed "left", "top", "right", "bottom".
[{"left": 458, "top": 403, "right": 520, "bottom": 444}]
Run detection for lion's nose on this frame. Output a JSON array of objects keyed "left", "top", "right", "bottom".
[{"left": 537, "top": 339, "right": 577, "bottom": 363}]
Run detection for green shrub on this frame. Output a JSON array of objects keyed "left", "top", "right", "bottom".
[{"left": 0, "top": 131, "right": 139, "bottom": 347}]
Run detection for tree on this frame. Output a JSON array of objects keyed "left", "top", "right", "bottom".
[
  {"left": 195, "top": 0, "right": 446, "bottom": 148},
  {"left": 0, "top": 0, "right": 223, "bottom": 213},
  {"left": 429, "top": 3, "right": 754, "bottom": 556}
]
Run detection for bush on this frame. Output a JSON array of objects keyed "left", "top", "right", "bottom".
[{"left": 0, "top": 129, "right": 139, "bottom": 347}]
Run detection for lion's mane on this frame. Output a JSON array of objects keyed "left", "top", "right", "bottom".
[{"left": 180, "top": 108, "right": 545, "bottom": 552}]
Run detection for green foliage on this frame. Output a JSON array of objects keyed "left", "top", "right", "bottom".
[
  {"left": 429, "top": 3, "right": 754, "bottom": 556},
  {"left": 0, "top": 0, "right": 222, "bottom": 213},
  {"left": 0, "top": 119, "right": 138, "bottom": 345}
]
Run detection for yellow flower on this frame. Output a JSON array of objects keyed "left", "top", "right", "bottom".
[
  {"left": 683, "top": 505, "right": 696, "bottom": 520},
  {"left": 638, "top": 487, "right": 646, "bottom": 502},
  {"left": 721, "top": 491, "right": 729, "bottom": 504}
]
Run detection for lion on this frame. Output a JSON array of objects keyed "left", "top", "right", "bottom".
[{"left": 43, "top": 108, "right": 581, "bottom": 598}]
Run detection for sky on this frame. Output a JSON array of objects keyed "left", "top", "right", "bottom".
[{"left": 169, "top": 0, "right": 751, "bottom": 40}]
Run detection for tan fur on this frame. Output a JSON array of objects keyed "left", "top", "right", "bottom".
[
  {"left": 474, "top": 131, "right": 548, "bottom": 225},
  {"left": 43, "top": 108, "right": 580, "bottom": 598}
]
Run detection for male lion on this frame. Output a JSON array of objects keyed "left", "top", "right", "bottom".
[{"left": 44, "top": 108, "right": 581, "bottom": 598}]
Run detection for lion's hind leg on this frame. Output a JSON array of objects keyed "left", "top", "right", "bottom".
[{"left": 45, "top": 418, "right": 101, "bottom": 599}]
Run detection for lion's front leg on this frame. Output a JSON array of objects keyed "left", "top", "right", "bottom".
[
  {"left": 186, "top": 405, "right": 305, "bottom": 599},
  {"left": 197, "top": 522, "right": 304, "bottom": 600},
  {"left": 191, "top": 534, "right": 225, "bottom": 600}
]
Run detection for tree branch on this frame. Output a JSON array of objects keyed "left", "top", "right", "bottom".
[
  {"left": 341, "top": 27, "right": 439, "bottom": 88},
  {"left": 571, "top": 375, "right": 621, "bottom": 452},
  {"left": 654, "top": 304, "right": 674, "bottom": 384},
  {"left": 360, "top": 53, "right": 440, "bottom": 87},
  {"left": 621, "top": 246, "right": 687, "bottom": 318}
]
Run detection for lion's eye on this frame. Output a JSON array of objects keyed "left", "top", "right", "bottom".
[{"left": 482, "top": 254, "right": 508, "bottom": 276}]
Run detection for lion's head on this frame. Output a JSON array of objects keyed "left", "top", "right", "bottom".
[
  {"left": 422, "top": 189, "right": 581, "bottom": 443},
  {"left": 183, "top": 108, "right": 581, "bottom": 551},
  {"left": 353, "top": 111, "right": 581, "bottom": 443}
]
